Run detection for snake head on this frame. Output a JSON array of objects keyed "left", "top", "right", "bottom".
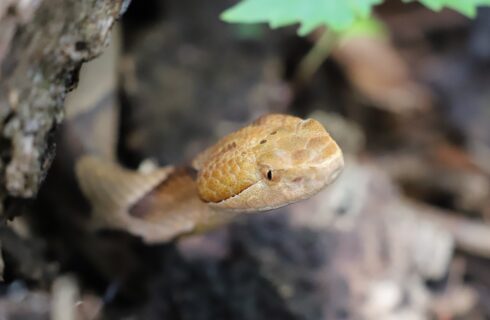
[{"left": 195, "top": 114, "right": 344, "bottom": 212}]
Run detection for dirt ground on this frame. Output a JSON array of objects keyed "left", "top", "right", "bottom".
[{"left": 1, "top": 0, "right": 490, "bottom": 319}]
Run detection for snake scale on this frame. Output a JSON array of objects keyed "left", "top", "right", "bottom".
[{"left": 76, "top": 114, "right": 344, "bottom": 243}]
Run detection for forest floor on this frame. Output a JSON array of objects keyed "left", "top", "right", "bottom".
[{"left": 2, "top": 0, "right": 490, "bottom": 319}]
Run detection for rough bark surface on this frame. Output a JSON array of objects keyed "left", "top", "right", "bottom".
[{"left": 0, "top": 0, "right": 127, "bottom": 215}]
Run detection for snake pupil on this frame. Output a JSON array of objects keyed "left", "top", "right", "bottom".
[{"left": 267, "top": 170, "right": 272, "bottom": 180}]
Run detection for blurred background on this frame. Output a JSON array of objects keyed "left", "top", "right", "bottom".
[{"left": 1, "top": 0, "right": 490, "bottom": 319}]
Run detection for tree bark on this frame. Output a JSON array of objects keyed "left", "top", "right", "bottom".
[{"left": 0, "top": 0, "right": 128, "bottom": 216}]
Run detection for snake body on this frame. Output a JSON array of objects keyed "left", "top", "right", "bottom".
[{"left": 76, "top": 114, "right": 344, "bottom": 243}]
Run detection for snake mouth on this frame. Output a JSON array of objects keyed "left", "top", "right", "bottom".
[{"left": 207, "top": 180, "right": 259, "bottom": 205}]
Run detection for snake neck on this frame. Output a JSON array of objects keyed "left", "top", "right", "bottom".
[
  {"left": 77, "top": 157, "right": 236, "bottom": 242},
  {"left": 126, "top": 165, "right": 237, "bottom": 238}
]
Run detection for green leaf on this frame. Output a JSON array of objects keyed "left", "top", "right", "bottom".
[
  {"left": 221, "top": 0, "right": 490, "bottom": 36},
  {"left": 405, "top": 0, "right": 490, "bottom": 17},
  {"left": 221, "top": 0, "right": 383, "bottom": 35}
]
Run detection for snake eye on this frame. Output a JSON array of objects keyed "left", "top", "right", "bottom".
[{"left": 266, "top": 170, "right": 273, "bottom": 180}]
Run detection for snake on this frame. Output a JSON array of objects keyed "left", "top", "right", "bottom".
[{"left": 75, "top": 114, "right": 344, "bottom": 243}]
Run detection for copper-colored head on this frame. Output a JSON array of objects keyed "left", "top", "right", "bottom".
[{"left": 193, "top": 114, "right": 344, "bottom": 212}]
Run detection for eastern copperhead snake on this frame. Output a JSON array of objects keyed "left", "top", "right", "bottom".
[{"left": 75, "top": 114, "right": 344, "bottom": 243}]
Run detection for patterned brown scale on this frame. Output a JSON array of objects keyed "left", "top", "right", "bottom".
[
  {"left": 76, "top": 114, "right": 344, "bottom": 243},
  {"left": 194, "top": 114, "right": 303, "bottom": 203}
]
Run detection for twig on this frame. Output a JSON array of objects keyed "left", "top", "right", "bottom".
[{"left": 294, "top": 29, "right": 337, "bottom": 89}]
